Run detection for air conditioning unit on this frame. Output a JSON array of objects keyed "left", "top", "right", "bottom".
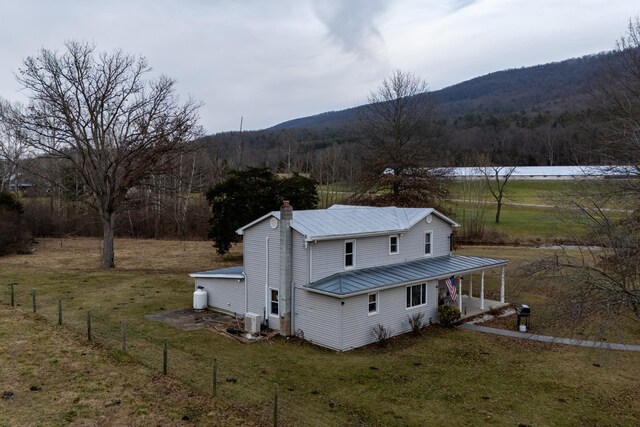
[{"left": 244, "top": 312, "right": 262, "bottom": 334}]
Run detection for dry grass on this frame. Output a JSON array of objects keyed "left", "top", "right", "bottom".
[
  {"left": 0, "top": 307, "right": 258, "bottom": 426},
  {"left": 8, "top": 237, "right": 242, "bottom": 273},
  {"left": 2, "top": 239, "right": 640, "bottom": 425}
]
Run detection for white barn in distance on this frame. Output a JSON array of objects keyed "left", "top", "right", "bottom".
[
  {"left": 191, "top": 204, "right": 509, "bottom": 351},
  {"left": 452, "top": 165, "right": 636, "bottom": 180}
]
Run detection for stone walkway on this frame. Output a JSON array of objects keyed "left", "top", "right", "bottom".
[{"left": 460, "top": 323, "right": 640, "bottom": 352}]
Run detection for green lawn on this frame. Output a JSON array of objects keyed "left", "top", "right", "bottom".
[{"left": 2, "top": 238, "right": 640, "bottom": 426}]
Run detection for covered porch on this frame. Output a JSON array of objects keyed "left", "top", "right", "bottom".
[{"left": 437, "top": 264, "right": 509, "bottom": 319}]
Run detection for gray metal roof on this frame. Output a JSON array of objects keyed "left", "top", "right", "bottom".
[
  {"left": 189, "top": 265, "right": 244, "bottom": 278},
  {"left": 306, "top": 255, "right": 508, "bottom": 297},
  {"left": 237, "top": 205, "right": 459, "bottom": 241}
]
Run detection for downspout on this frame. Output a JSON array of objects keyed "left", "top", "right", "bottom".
[
  {"left": 265, "top": 237, "right": 269, "bottom": 322},
  {"left": 243, "top": 271, "right": 248, "bottom": 314}
]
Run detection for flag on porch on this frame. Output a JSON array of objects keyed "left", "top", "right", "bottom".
[{"left": 445, "top": 276, "right": 457, "bottom": 303}]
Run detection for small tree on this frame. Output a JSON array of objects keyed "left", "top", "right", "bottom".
[
  {"left": 478, "top": 165, "right": 516, "bottom": 224},
  {"left": 207, "top": 167, "right": 318, "bottom": 255}
]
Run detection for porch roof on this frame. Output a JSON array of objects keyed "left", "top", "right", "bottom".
[{"left": 305, "top": 255, "right": 507, "bottom": 297}]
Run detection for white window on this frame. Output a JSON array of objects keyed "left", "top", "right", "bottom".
[
  {"left": 270, "top": 288, "right": 279, "bottom": 315},
  {"left": 345, "top": 240, "right": 355, "bottom": 268},
  {"left": 389, "top": 235, "right": 399, "bottom": 254},
  {"left": 424, "top": 231, "right": 433, "bottom": 256},
  {"left": 406, "top": 283, "right": 427, "bottom": 308},
  {"left": 368, "top": 292, "right": 378, "bottom": 315}
]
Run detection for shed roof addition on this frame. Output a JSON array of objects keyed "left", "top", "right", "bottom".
[
  {"left": 306, "top": 255, "right": 507, "bottom": 296},
  {"left": 237, "top": 205, "right": 459, "bottom": 242},
  {"left": 189, "top": 266, "right": 244, "bottom": 279}
]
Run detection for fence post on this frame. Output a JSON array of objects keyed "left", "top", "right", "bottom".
[
  {"left": 9, "top": 283, "right": 15, "bottom": 307},
  {"left": 58, "top": 299, "right": 62, "bottom": 326},
  {"left": 273, "top": 383, "right": 279, "bottom": 427},
  {"left": 163, "top": 339, "right": 168, "bottom": 375},
  {"left": 87, "top": 311, "right": 92, "bottom": 341},
  {"left": 31, "top": 289, "right": 36, "bottom": 313},
  {"left": 120, "top": 322, "right": 126, "bottom": 353},
  {"left": 212, "top": 358, "right": 218, "bottom": 397}
]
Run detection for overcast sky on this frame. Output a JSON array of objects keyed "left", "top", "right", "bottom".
[{"left": 0, "top": 1, "right": 637, "bottom": 133}]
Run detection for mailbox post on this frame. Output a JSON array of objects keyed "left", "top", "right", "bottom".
[{"left": 516, "top": 304, "right": 531, "bottom": 331}]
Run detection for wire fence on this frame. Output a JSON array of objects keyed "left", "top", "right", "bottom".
[{"left": 1, "top": 282, "right": 331, "bottom": 427}]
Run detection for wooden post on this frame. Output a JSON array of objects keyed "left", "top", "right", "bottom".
[
  {"left": 163, "top": 339, "right": 168, "bottom": 375},
  {"left": 480, "top": 271, "right": 485, "bottom": 310},
  {"left": 469, "top": 274, "right": 473, "bottom": 299},
  {"left": 9, "top": 283, "right": 15, "bottom": 307},
  {"left": 500, "top": 266, "right": 505, "bottom": 303},
  {"left": 58, "top": 299, "right": 62, "bottom": 326},
  {"left": 273, "top": 383, "right": 279, "bottom": 427},
  {"left": 87, "top": 311, "right": 92, "bottom": 341},
  {"left": 32, "top": 289, "right": 36, "bottom": 313},
  {"left": 212, "top": 358, "right": 218, "bottom": 397},
  {"left": 120, "top": 322, "right": 126, "bottom": 353},
  {"left": 457, "top": 277, "right": 462, "bottom": 313}
]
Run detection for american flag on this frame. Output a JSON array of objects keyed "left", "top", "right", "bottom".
[{"left": 445, "top": 276, "right": 457, "bottom": 303}]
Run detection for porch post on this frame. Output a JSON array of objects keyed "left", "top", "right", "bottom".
[
  {"left": 480, "top": 271, "right": 485, "bottom": 310},
  {"left": 457, "top": 276, "right": 462, "bottom": 313},
  {"left": 469, "top": 274, "right": 473, "bottom": 299},
  {"left": 500, "top": 266, "right": 505, "bottom": 303}
]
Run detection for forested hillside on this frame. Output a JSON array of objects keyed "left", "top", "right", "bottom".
[{"left": 198, "top": 51, "right": 615, "bottom": 173}]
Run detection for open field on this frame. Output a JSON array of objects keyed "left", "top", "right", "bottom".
[{"left": 2, "top": 238, "right": 640, "bottom": 426}]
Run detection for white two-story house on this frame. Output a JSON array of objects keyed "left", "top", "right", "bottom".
[{"left": 190, "top": 203, "right": 508, "bottom": 351}]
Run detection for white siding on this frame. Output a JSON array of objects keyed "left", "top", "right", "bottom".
[
  {"left": 311, "top": 216, "right": 452, "bottom": 282},
  {"left": 243, "top": 218, "right": 281, "bottom": 330},
  {"left": 292, "top": 231, "right": 309, "bottom": 288},
  {"left": 339, "top": 281, "right": 439, "bottom": 350},
  {"left": 294, "top": 287, "right": 341, "bottom": 350},
  {"left": 195, "top": 278, "right": 245, "bottom": 315}
]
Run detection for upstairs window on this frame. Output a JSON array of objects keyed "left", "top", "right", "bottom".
[
  {"left": 424, "top": 231, "right": 433, "bottom": 256},
  {"left": 270, "top": 288, "right": 279, "bottom": 315},
  {"left": 389, "top": 235, "right": 399, "bottom": 254},
  {"left": 345, "top": 240, "right": 355, "bottom": 268}
]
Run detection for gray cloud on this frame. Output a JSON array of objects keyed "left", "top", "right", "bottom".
[{"left": 313, "top": 0, "right": 389, "bottom": 59}]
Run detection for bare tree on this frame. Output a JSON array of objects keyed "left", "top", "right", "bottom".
[
  {"left": 525, "top": 183, "right": 640, "bottom": 338},
  {"left": 592, "top": 17, "right": 640, "bottom": 185},
  {"left": 478, "top": 164, "right": 516, "bottom": 224},
  {"left": 456, "top": 153, "right": 489, "bottom": 240},
  {"left": 0, "top": 100, "right": 27, "bottom": 194},
  {"left": 526, "top": 18, "right": 640, "bottom": 339},
  {"left": 15, "top": 41, "right": 201, "bottom": 267},
  {"left": 357, "top": 69, "right": 448, "bottom": 206}
]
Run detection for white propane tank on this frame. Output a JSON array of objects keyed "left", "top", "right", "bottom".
[{"left": 193, "top": 286, "right": 207, "bottom": 310}]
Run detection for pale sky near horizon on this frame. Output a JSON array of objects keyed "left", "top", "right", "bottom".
[{"left": 0, "top": 1, "right": 637, "bottom": 133}]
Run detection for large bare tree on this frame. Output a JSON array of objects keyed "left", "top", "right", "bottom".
[
  {"left": 15, "top": 41, "right": 201, "bottom": 267},
  {"left": 356, "top": 69, "right": 448, "bottom": 206}
]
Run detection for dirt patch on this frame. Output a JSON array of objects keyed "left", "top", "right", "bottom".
[
  {"left": 146, "top": 308, "right": 276, "bottom": 344},
  {"left": 146, "top": 308, "right": 236, "bottom": 331}
]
